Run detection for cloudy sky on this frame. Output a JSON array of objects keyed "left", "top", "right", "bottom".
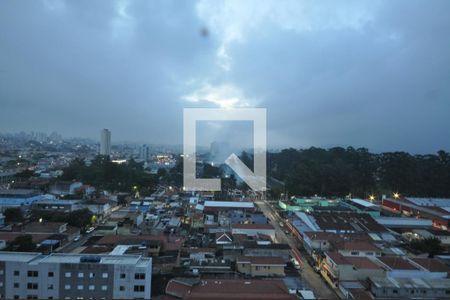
[{"left": 0, "top": 0, "right": 449, "bottom": 153}]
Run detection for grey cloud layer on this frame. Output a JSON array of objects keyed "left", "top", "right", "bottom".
[{"left": 0, "top": 0, "right": 449, "bottom": 153}]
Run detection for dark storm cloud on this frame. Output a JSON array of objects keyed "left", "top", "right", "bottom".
[{"left": 0, "top": 0, "right": 449, "bottom": 153}]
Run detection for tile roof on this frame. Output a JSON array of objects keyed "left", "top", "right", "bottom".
[
  {"left": 185, "top": 279, "right": 296, "bottom": 300},
  {"left": 344, "top": 257, "right": 382, "bottom": 270},
  {"left": 411, "top": 258, "right": 450, "bottom": 273},
  {"left": 378, "top": 256, "right": 420, "bottom": 270},
  {"left": 232, "top": 224, "right": 274, "bottom": 230},
  {"left": 326, "top": 252, "right": 351, "bottom": 265}
]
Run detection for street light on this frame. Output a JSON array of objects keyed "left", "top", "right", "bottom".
[
  {"left": 369, "top": 195, "right": 375, "bottom": 202},
  {"left": 393, "top": 192, "right": 400, "bottom": 199}
]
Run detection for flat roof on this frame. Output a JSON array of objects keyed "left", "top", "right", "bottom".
[
  {"left": 204, "top": 201, "right": 254, "bottom": 208},
  {"left": 0, "top": 252, "right": 41, "bottom": 262},
  {"left": 370, "top": 276, "right": 450, "bottom": 289},
  {"left": 38, "top": 253, "right": 147, "bottom": 265}
]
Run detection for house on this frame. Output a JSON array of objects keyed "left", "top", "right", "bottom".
[
  {"left": 216, "top": 232, "right": 233, "bottom": 245},
  {"left": 165, "top": 278, "right": 296, "bottom": 299},
  {"left": 231, "top": 224, "right": 275, "bottom": 241},
  {"left": 377, "top": 256, "right": 450, "bottom": 279},
  {"left": 236, "top": 256, "right": 286, "bottom": 277},
  {"left": 337, "top": 241, "right": 382, "bottom": 257},
  {"left": 189, "top": 248, "right": 216, "bottom": 263},
  {"left": 369, "top": 276, "right": 450, "bottom": 299},
  {"left": 320, "top": 252, "right": 384, "bottom": 288}
]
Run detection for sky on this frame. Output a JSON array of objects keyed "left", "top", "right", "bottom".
[{"left": 0, "top": 0, "right": 449, "bottom": 153}]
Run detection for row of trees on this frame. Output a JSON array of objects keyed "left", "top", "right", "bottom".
[
  {"left": 31, "top": 208, "right": 94, "bottom": 230},
  {"left": 268, "top": 147, "right": 450, "bottom": 198},
  {"left": 61, "top": 156, "right": 157, "bottom": 195}
]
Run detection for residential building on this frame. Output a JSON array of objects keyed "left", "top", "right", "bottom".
[
  {"left": 231, "top": 224, "right": 276, "bottom": 241},
  {"left": 165, "top": 278, "right": 296, "bottom": 299},
  {"left": 236, "top": 256, "right": 286, "bottom": 277},
  {"left": 100, "top": 129, "right": 111, "bottom": 156},
  {"left": 0, "top": 252, "right": 152, "bottom": 299},
  {"left": 369, "top": 276, "right": 450, "bottom": 299}
]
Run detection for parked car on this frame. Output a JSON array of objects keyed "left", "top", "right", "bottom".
[{"left": 74, "top": 235, "right": 81, "bottom": 242}]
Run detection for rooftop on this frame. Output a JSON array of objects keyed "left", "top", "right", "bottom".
[
  {"left": 378, "top": 256, "right": 420, "bottom": 271},
  {"left": 204, "top": 201, "right": 255, "bottom": 209},
  {"left": 237, "top": 256, "right": 286, "bottom": 265},
  {"left": 232, "top": 223, "right": 274, "bottom": 230},
  {"left": 185, "top": 279, "right": 295, "bottom": 300},
  {"left": 311, "top": 212, "right": 386, "bottom": 233},
  {"left": 411, "top": 258, "right": 450, "bottom": 273}
]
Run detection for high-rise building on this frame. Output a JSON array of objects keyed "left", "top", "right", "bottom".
[
  {"left": 0, "top": 252, "right": 152, "bottom": 299},
  {"left": 140, "top": 144, "right": 150, "bottom": 161},
  {"left": 100, "top": 129, "right": 111, "bottom": 156}
]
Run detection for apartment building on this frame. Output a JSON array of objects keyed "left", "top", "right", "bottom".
[{"left": 0, "top": 252, "right": 152, "bottom": 300}]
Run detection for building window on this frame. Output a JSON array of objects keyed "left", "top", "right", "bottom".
[
  {"left": 120, "top": 286, "right": 125, "bottom": 291},
  {"left": 101, "top": 285, "right": 107, "bottom": 291},
  {"left": 393, "top": 290, "right": 398, "bottom": 294},
  {"left": 13, "top": 270, "right": 20, "bottom": 276},
  {"left": 135, "top": 273, "right": 145, "bottom": 280},
  {"left": 350, "top": 251, "right": 359, "bottom": 256},
  {"left": 89, "top": 272, "right": 95, "bottom": 278},
  {"left": 78, "top": 272, "right": 84, "bottom": 278},
  {"left": 27, "top": 283, "right": 38, "bottom": 290},
  {"left": 102, "top": 273, "right": 108, "bottom": 279},
  {"left": 48, "top": 283, "right": 54, "bottom": 290},
  {"left": 134, "top": 285, "right": 145, "bottom": 292},
  {"left": 26, "top": 295, "right": 38, "bottom": 300},
  {"left": 65, "top": 272, "right": 71, "bottom": 278},
  {"left": 120, "top": 273, "right": 126, "bottom": 279},
  {"left": 14, "top": 296, "right": 19, "bottom": 300},
  {"left": 366, "top": 252, "right": 373, "bottom": 256},
  {"left": 65, "top": 284, "right": 71, "bottom": 290},
  {"left": 88, "top": 285, "right": 95, "bottom": 291},
  {"left": 0, "top": 269, "right": 3, "bottom": 275},
  {"left": 77, "top": 285, "right": 83, "bottom": 290},
  {"left": 27, "top": 271, "right": 38, "bottom": 277},
  {"left": 48, "top": 272, "right": 54, "bottom": 277},
  {"left": 14, "top": 283, "right": 19, "bottom": 288}
]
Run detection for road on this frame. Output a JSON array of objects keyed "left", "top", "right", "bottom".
[
  {"left": 255, "top": 199, "right": 338, "bottom": 299},
  {"left": 56, "top": 231, "right": 95, "bottom": 253}
]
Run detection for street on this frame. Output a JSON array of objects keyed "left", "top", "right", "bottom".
[{"left": 255, "top": 199, "right": 338, "bottom": 299}]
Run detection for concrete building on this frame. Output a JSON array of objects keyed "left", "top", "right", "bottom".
[
  {"left": 0, "top": 252, "right": 152, "bottom": 299},
  {"left": 382, "top": 197, "right": 450, "bottom": 230},
  {"left": 140, "top": 144, "right": 150, "bottom": 161},
  {"left": 320, "top": 252, "right": 385, "bottom": 287},
  {"left": 100, "top": 129, "right": 111, "bottom": 156},
  {"left": 0, "top": 189, "right": 53, "bottom": 209},
  {"left": 369, "top": 276, "right": 450, "bottom": 299},
  {"left": 236, "top": 256, "right": 286, "bottom": 277},
  {"left": 231, "top": 224, "right": 276, "bottom": 241}
]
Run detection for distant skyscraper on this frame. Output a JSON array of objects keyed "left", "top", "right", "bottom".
[
  {"left": 140, "top": 144, "right": 150, "bottom": 161},
  {"left": 100, "top": 129, "right": 111, "bottom": 156}
]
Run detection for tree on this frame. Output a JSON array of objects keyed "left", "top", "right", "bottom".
[
  {"left": 67, "top": 208, "right": 94, "bottom": 230},
  {"left": 8, "top": 234, "right": 36, "bottom": 252},
  {"left": 4, "top": 207, "right": 23, "bottom": 223},
  {"left": 410, "top": 237, "right": 444, "bottom": 257}
]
